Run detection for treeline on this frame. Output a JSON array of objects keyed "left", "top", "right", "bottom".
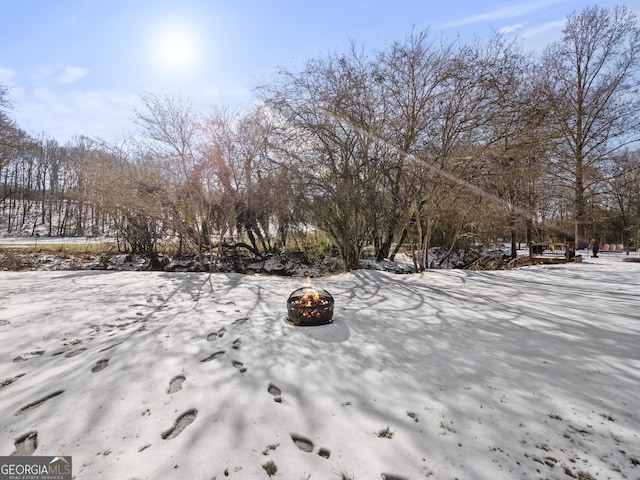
[{"left": 1, "top": 5, "right": 640, "bottom": 270}]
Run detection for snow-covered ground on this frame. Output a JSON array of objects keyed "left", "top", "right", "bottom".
[
  {"left": 0, "top": 235, "right": 110, "bottom": 245},
  {"left": 1, "top": 253, "right": 639, "bottom": 479}
]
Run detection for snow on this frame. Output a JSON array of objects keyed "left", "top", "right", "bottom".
[{"left": 1, "top": 253, "right": 639, "bottom": 479}]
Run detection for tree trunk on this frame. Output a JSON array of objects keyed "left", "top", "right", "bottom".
[
  {"left": 510, "top": 219, "right": 517, "bottom": 260},
  {"left": 574, "top": 161, "right": 586, "bottom": 249}
]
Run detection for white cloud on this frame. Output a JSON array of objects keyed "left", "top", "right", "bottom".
[
  {"left": 11, "top": 87, "right": 136, "bottom": 142},
  {"left": 522, "top": 19, "right": 566, "bottom": 38},
  {"left": 57, "top": 66, "right": 90, "bottom": 84},
  {"left": 69, "top": 89, "right": 106, "bottom": 109},
  {"left": 0, "top": 68, "right": 16, "bottom": 81},
  {"left": 201, "top": 84, "right": 251, "bottom": 103},
  {"left": 202, "top": 86, "right": 222, "bottom": 98},
  {"left": 498, "top": 22, "right": 527, "bottom": 34},
  {"left": 443, "top": 0, "right": 566, "bottom": 28}
]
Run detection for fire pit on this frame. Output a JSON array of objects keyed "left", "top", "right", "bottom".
[{"left": 287, "top": 282, "right": 334, "bottom": 326}]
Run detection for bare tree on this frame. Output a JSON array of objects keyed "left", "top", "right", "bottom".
[
  {"left": 374, "top": 30, "right": 453, "bottom": 261},
  {"left": 540, "top": 5, "right": 640, "bottom": 248},
  {"left": 600, "top": 149, "right": 640, "bottom": 250},
  {"left": 481, "top": 44, "right": 551, "bottom": 258},
  {"left": 263, "top": 44, "right": 385, "bottom": 269},
  {"left": 134, "top": 94, "right": 207, "bottom": 253},
  {"left": 0, "top": 85, "right": 26, "bottom": 204},
  {"left": 200, "top": 105, "right": 286, "bottom": 257},
  {"left": 403, "top": 34, "right": 522, "bottom": 269},
  {"left": 0, "top": 83, "right": 11, "bottom": 111}
]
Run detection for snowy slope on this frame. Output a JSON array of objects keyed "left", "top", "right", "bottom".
[{"left": 1, "top": 254, "right": 639, "bottom": 479}]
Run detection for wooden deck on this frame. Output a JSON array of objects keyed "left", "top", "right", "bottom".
[{"left": 529, "top": 242, "right": 574, "bottom": 264}]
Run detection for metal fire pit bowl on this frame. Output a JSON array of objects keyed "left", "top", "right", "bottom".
[{"left": 287, "top": 287, "right": 334, "bottom": 326}]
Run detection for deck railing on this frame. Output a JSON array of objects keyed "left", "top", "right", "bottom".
[{"left": 529, "top": 242, "right": 573, "bottom": 263}]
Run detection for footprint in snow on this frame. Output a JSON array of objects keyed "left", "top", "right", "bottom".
[
  {"left": 15, "top": 390, "right": 65, "bottom": 416},
  {"left": 0, "top": 320, "right": 9, "bottom": 326},
  {"left": 232, "top": 360, "right": 247, "bottom": 373},
  {"left": 99, "top": 341, "right": 123, "bottom": 353},
  {"left": 200, "top": 351, "right": 225, "bottom": 362},
  {"left": 12, "top": 431, "right": 38, "bottom": 456},
  {"left": 268, "top": 383, "right": 282, "bottom": 403},
  {"left": 290, "top": 434, "right": 314, "bottom": 453},
  {"left": 262, "top": 443, "right": 279, "bottom": 455},
  {"left": 161, "top": 409, "right": 197, "bottom": 440},
  {"left": 232, "top": 338, "right": 241, "bottom": 350},
  {"left": 289, "top": 434, "right": 330, "bottom": 458},
  {"left": 207, "top": 327, "right": 226, "bottom": 341},
  {"left": 13, "top": 351, "right": 44, "bottom": 362},
  {"left": 1, "top": 373, "right": 25, "bottom": 389},
  {"left": 167, "top": 375, "right": 185, "bottom": 394},
  {"left": 64, "top": 348, "right": 87, "bottom": 358},
  {"left": 91, "top": 359, "right": 109, "bottom": 373},
  {"left": 318, "top": 448, "right": 331, "bottom": 459}
]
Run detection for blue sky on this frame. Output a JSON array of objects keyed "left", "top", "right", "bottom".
[{"left": 1, "top": 0, "right": 638, "bottom": 143}]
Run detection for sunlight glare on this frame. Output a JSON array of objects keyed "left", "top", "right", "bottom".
[{"left": 153, "top": 26, "right": 198, "bottom": 71}]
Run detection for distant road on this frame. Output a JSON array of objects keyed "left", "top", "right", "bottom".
[{"left": 0, "top": 237, "right": 111, "bottom": 245}]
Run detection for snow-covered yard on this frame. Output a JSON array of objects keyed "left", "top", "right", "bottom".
[{"left": 1, "top": 254, "right": 639, "bottom": 479}]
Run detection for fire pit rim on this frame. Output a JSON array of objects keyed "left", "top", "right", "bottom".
[{"left": 287, "top": 286, "right": 334, "bottom": 302}]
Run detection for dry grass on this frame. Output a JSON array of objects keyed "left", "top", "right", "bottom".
[{"left": 0, "top": 250, "right": 32, "bottom": 271}]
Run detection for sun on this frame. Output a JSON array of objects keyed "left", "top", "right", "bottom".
[{"left": 153, "top": 26, "right": 198, "bottom": 71}]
